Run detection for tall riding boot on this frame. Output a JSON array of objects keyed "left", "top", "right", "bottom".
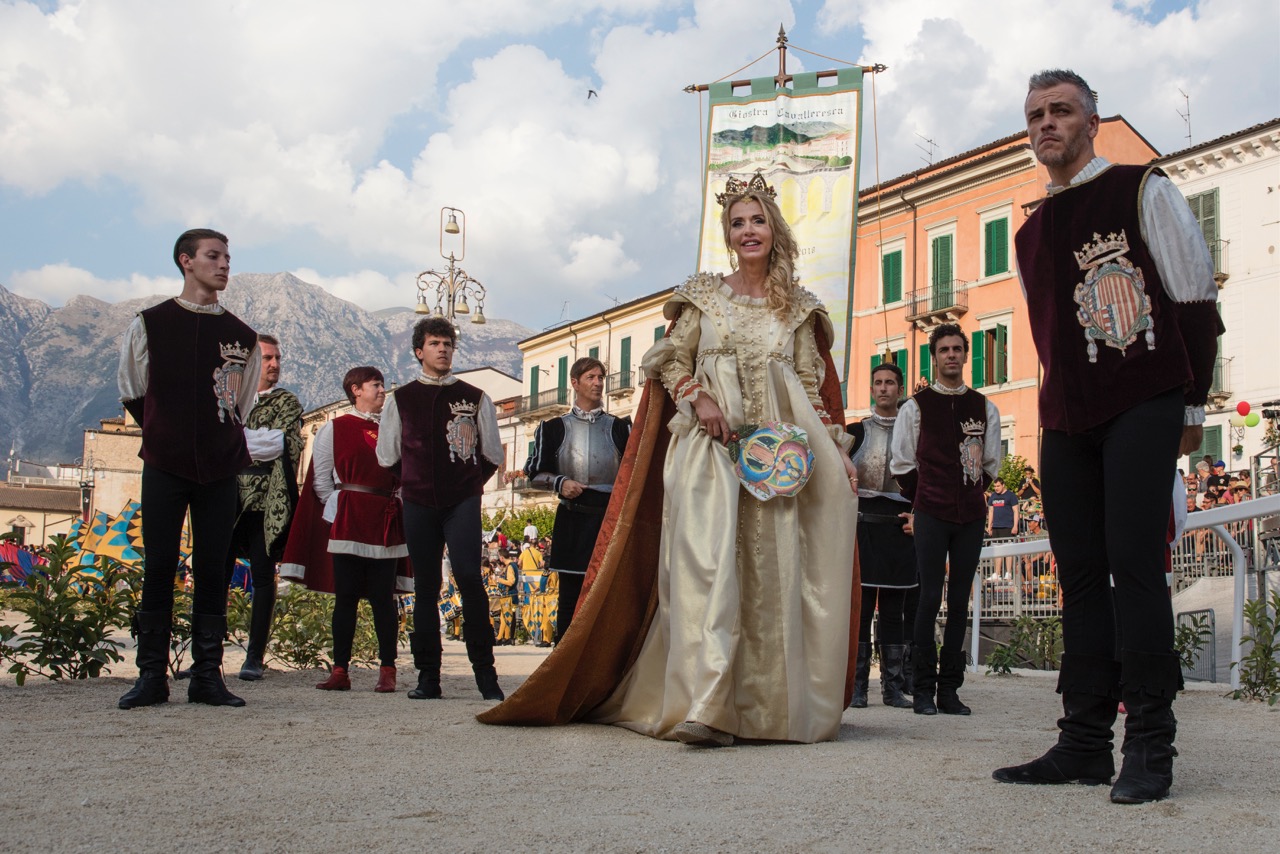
[
  {"left": 118, "top": 611, "right": 172, "bottom": 710},
  {"left": 880, "top": 644, "right": 914, "bottom": 708},
  {"left": 187, "top": 613, "right": 246, "bottom": 707},
  {"left": 901, "top": 642, "right": 915, "bottom": 697},
  {"left": 913, "top": 643, "right": 938, "bottom": 715},
  {"left": 464, "top": 624, "right": 504, "bottom": 701},
  {"left": 849, "top": 642, "right": 871, "bottom": 708},
  {"left": 238, "top": 583, "right": 276, "bottom": 681},
  {"left": 1111, "top": 650, "right": 1182, "bottom": 804},
  {"left": 993, "top": 653, "right": 1120, "bottom": 785},
  {"left": 407, "top": 630, "right": 442, "bottom": 699},
  {"left": 936, "top": 648, "right": 972, "bottom": 715}
]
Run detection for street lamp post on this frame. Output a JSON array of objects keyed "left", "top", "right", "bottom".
[{"left": 415, "top": 206, "right": 487, "bottom": 329}]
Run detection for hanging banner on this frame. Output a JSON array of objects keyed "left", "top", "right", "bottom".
[{"left": 696, "top": 68, "right": 864, "bottom": 390}]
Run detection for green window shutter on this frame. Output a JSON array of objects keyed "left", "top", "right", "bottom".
[
  {"left": 932, "top": 234, "right": 953, "bottom": 289},
  {"left": 655, "top": 324, "right": 666, "bottom": 343},
  {"left": 920, "top": 343, "right": 932, "bottom": 384},
  {"left": 971, "top": 329, "right": 986, "bottom": 387},
  {"left": 529, "top": 365, "right": 540, "bottom": 399},
  {"left": 588, "top": 346, "right": 599, "bottom": 361},
  {"left": 1188, "top": 189, "right": 1220, "bottom": 273},
  {"left": 882, "top": 250, "right": 903, "bottom": 303},
  {"left": 557, "top": 356, "right": 568, "bottom": 403},
  {"left": 984, "top": 218, "right": 1009, "bottom": 277},
  {"left": 527, "top": 440, "right": 535, "bottom": 459},
  {"left": 995, "top": 324, "right": 1008, "bottom": 384},
  {"left": 619, "top": 337, "right": 632, "bottom": 376},
  {"left": 1194, "top": 425, "right": 1223, "bottom": 463},
  {"left": 895, "top": 348, "right": 907, "bottom": 374}
]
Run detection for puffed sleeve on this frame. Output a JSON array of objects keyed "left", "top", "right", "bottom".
[
  {"left": 795, "top": 313, "right": 852, "bottom": 452},
  {"left": 643, "top": 304, "right": 707, "bottom": 409}
]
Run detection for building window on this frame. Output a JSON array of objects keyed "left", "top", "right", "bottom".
[
  {"left": 587, "top": 346, "right": 599, "bottom": 361},
  {"left": 983, "top": 217, "right": 1010, "bottom": 277},
  {"left": 1186, "top": 189, "right": 1220, "bottom": 273},
  {"left": 919, "top": 343, "right": 932, "bottom": 385},
  {"left": 972, "top": 324, "right": 1008, "bottom": 387},
  {"left": 528, "top": 364, "right": 540, "bottom": 399},
  {"left": 929, "top": 232, "right": 956, "bottom": 310},
  {"left": 882, "top": 249, "right": 903, "bottom": 304},
  {"left": 1189, "top": 424, "right": 1222, "bottom": 465},
  {"left": 557, "top": 356, "right": 569, "bottom": 404},
  {"left": 619, "top": 337, "right": 632, "bottom": 377},
  {"left": 527, "top": 440, "right": 535, "bottom": 460},
  {"left": 654, "top": 324, "right": 666, "bottom": 343}
]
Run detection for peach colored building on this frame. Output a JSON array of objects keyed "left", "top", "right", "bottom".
[{"left": 846, "top": 117, "right": 1160, "bottom": 467}]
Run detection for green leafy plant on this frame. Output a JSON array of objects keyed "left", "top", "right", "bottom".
[
  {"left": 0, "top": 535, "right": 140, "bottom": 684},
  {"left": 484, "top": 507, "right": 559, "bottom": 543},
  {"left": 993, "top": 453, "right": 1029, "bottom": 494},
  {"left": 1231, "top": 591, "right": 1280, "bottom": 705},
  {"left": 984, "top": 615, "right": 1063, "bottom": 674},
  {"left": 1174, "top": 612, "right": 1213, "bottom": 673},
  {"left": 266, "top": 585, "right": 411, "bottom": 671}
]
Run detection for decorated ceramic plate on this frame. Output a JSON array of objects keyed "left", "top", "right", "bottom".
[{"left": 727, "top": 420, "right": 814, "bottom": 501}]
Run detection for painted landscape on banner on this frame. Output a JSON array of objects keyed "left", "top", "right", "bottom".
[{"left": 697, "top": 73, "right": 863, "bottom": 383}]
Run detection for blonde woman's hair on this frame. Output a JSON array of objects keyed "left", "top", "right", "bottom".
[{"left": 719, "top": 190, "right": 799, "bottom": 316}]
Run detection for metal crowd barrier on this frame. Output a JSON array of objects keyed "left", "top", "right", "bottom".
[{"left": 958, "top": 492, "right": 1280, "bottom": 690}]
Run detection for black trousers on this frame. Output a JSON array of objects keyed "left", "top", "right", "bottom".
[
  {"left": 138, "top": 465, "right": 238, "bottom": 617},
  {"left": 912, "top": 512, "right": 985, "bottom": 655},
  {"left": 224, "top": 510, "right": 273, "bottom": 594},
  {"left": 404, "top": 495, "right": 494, "bottom": 668},
  {"left": 1041, "top": 389, "right": 1182, "bottom": 662},
  {"left": 548, "top": 491, "right": 610, "bottom": 642},
  {"left": 330, "top": 554, "right": 398, "bottom": 668}
]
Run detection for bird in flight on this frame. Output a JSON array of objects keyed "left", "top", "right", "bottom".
[{"left": 587, "top": 89, "right": 598, "bottom": 100}]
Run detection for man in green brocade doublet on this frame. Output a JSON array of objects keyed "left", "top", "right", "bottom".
[{"left": 228, "top": 334, "right": 303, "bottom": 680}]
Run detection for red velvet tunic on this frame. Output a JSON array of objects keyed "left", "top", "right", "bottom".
[{"left": 329, "top": 414, "right": 406, "bottom": 556}]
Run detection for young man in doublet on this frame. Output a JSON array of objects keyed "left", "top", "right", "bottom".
[
  {"left": 993, "top": 69, "right": 1221, "bottom": 804},
  {"left": 891, "top": 323, "right": 1000, "bottom": 717},
  {"left": 116, "top": 228, "right": 261, "bottom": 710},
  {"left": 377, "top": 317, "right": 505, "bottom": 701},
  {"left": 523, "top": 357, "right": 631, "bottom": 641}
]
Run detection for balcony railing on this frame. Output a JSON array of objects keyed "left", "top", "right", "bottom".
[
  {"left": 1207, "top": 357, "right": 1232, "bottom": 409},
  {"left": 905, "top": 279, "right": 968, "bottom": 325},
  {"left": 513, "top": 387, "right": 570, "bottom": 416},
  {"left": 605, "top": 369, "right": 634, "bottom": 396},
  {"left": 1210, "top": 238, "right": 1230, "bottom": 287}
]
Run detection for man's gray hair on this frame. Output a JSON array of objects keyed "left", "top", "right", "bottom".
[{"left": 1028, "top": 69, "right": 1097, "bottom": 118}]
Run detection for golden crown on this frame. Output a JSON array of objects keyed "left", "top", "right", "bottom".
[
  {"left": 1074, "top": 230, "right": 1131, "bottom": 270},
  {"left": 219, "top": 341, "right": 251, "bottom": 363},
  {"left": 960, "top": 418, "right": 986, "bottom": 436},
  {"left": 715, "top": 170, "right": 777, "bottom": 206}
]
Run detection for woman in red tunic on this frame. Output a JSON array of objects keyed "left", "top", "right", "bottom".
[{"left": 282, "top": 366, "right": 407, "bottom": 692}]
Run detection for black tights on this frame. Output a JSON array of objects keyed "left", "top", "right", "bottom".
[
  {"left": 912, "top": 512, "right": 984, "bottom": 655},
  {"left": 858, "top": 586, "right": 908, "bottom": 646},
  {"left": 331, "top": 554, "right": 398, "bottom": 668},
  {"left": 139, "top": 466, "right": 237, "bottom": 617},
  {"left": 1041, "top": 388, "right": 1182, "bottom": 658}
]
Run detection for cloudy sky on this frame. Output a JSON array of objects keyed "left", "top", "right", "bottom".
[{"left": 2, "top": 0, "right": 1276, "bottom": 329}]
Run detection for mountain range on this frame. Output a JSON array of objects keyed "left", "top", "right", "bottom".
[{"left": 0, "top": 273, "right": 533, "bottom": 465}]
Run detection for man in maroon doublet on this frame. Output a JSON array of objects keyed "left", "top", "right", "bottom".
[
  {"left": 993, "top": 70, "right": 1221, "bottom": 805},
  {"left": 116, "top": 228, "right": 261, "bottom": 710},
  {"left": 377, "top": 317, "right": 504, "bottom": 701},
  {"left": 891, "top": 323, "right": 1000, "bottom": 717}
]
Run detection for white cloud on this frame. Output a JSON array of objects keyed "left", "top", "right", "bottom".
[
  {"left": 291, "top": 267, "right": 420, "bottom": 312},
  {"left": 9, "top": 263, "right": 178, "bottom": 305}
]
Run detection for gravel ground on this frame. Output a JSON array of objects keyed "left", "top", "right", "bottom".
[{"left": 1, "top": 642, "right": 1276, "bottom": 853}]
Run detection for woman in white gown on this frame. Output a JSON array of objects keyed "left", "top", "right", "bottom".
[{"left": 589, "top": 177, "right": 859, "bottom": 745}]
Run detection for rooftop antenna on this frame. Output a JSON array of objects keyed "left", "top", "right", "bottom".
[
  {"left": 915, "top": 131, "right": 938, "bottom": 167},
  {"left": 602, "top": 293, "right": 622, "bottom": 306},
  {"left": 1176, "top": 88, "right": 1192, "bottom": 147}
]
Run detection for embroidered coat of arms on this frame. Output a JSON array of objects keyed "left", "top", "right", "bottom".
[{"left": 1072, "top": 229, "right": 1156, "bottom": 363}]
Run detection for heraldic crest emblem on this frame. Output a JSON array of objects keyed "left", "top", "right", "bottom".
[
  {"left": 446, "top": 400, "right": 479, "bottom": 464},
  {"left": 1072, "top": 229, "right": 1155, "bottom": 363},
  {"left": 959, "top": 418, "right": 985, "bottom": 486},
  {"left": 212, "top": 341, "right": 250, "bottom": 424}
]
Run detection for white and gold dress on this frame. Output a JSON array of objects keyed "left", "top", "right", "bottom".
[{"left": 590, "top": 273, "right": 857, "bottom": 743}]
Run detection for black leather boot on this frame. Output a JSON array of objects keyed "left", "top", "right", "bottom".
[
  {"left": 238, "top": 582, "right": 275, "bottom": 681},
  {"left": 936, "top": 648, "right": 971, "bottom": 715},
  {"left": 1111, "top": 650, "right": 1182, "bottom": 804},
  {"left": 913, "top": 643, "right": 938, "bottom": 715},
  {"left": 993, "top": 653, "right": 1119, "bottom": 786},
  {"left": 474, "top": 665, "right": 504, "bottom": 701},
  {"left": 463, "top": 622, "right": 502, "bottom": 700},
  {"left": 880, "top": 644, "right": 914, "bottom": 708},
  {"left": 187, "top": 613, "right": 246, "bottom": 707},
  {"left": 118, "top": 611, "right": 172, "bottom": 710},
  {"left": 849, "top": 642, "right": 871, "bottom": 708},
  {"left": 407, "top": 630, "right": 442, "bottom": 699},
  {"left": 901, "top": 642, "right": 915, "bottom": 697}
]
